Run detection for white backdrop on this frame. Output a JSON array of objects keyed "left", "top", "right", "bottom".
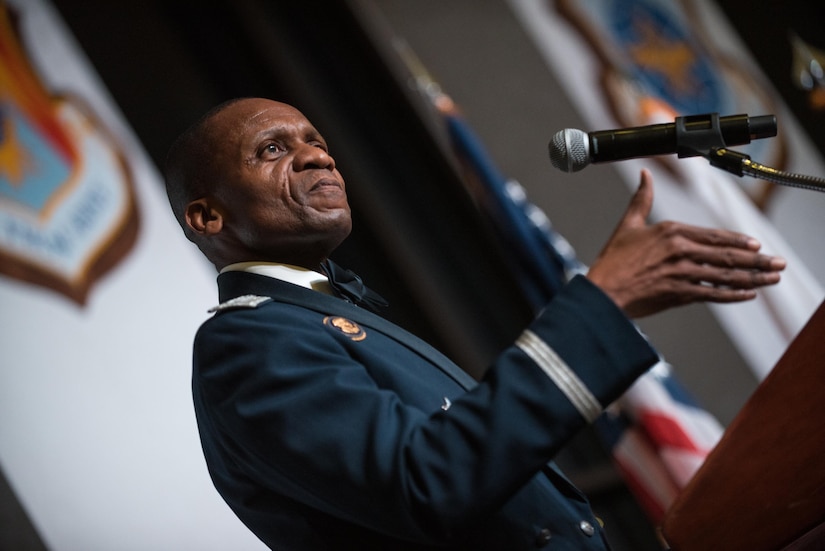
[{"left": 0, "top": 0, "right": 266, "bottom": 548}]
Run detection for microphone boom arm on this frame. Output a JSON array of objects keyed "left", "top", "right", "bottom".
[{"left": 707, "top": 148, "right": 825, "bottom": 193}]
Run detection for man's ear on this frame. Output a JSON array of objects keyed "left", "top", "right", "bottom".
[{"left": 185, "top": 198, "right": 224, "bottom": 236}]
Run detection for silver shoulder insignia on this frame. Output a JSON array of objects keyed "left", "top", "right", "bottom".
[{"left": 208, "top": 295, "right": 272, "bottom": 313}]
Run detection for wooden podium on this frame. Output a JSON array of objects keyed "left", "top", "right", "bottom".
[{"left": 662, "top": 301, "right": 825, "bottom": 550}]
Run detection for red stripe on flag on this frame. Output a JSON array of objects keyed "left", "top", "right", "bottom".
[{"left": 636, "top": 411, "right": 707, "bottom": 453}]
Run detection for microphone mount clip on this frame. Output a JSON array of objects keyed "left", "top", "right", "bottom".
[{"left": 675, "top": 113, "right": 726, "bottom": 159}]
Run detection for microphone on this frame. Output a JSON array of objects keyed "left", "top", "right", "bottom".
[{"left": 549, "top": 113, "right": 777, "bottom": 172}]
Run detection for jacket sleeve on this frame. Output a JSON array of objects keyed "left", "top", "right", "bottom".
[{"left": 193, "top": 274, "right": 658, "bottom": 542}]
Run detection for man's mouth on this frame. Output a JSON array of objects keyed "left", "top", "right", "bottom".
[{"left": 310, "top": 178, "right": 343, "bottom": 192}]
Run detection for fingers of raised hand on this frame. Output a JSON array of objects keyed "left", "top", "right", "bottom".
[
  {"left": 642, "top": 228, "right": 785, "bottom": 309},
  {"left": 592, "top": 218, "right": 785, "bottom": 318},
  {"left": 682, "top": 283, "right": 758, "bottom": 304},
  {"left": 673, "top": 223, "right": 775, "bottom": 254},
  {"left": 656, "top": 224, "right": 786, "bottom": 274},
  {"left": 682, "top": 246, "right": 786, "bottom": 274},
  {"left": 676, "top": 261, "right": 782, "bottom": 290}
]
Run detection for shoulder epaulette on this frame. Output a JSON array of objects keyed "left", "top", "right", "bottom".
[{"left": 208, "top": 294, "right": 272, "bottom": 314}]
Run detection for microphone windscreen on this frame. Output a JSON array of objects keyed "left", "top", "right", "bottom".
[{"left": 549, "top": 128, "right": 589, "bottom": 172}]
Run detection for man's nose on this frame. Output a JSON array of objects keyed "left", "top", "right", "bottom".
[{"left": 293, "top": 143, "right": 335, "bottom": 171}]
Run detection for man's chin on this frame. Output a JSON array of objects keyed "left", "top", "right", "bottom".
[
  {"left": 316, "top": 204, "right": 351, "bottom": 223},
  {"left": 315, "top": 209, "right": 352, "bottom": 241}
]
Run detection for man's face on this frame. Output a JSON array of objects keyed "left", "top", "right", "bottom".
[{"left": 205, "top": 98, "right": 352, "bottom": 266}]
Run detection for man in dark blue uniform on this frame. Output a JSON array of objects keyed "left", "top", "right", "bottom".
[{"left": 163, "top": 98, "right": 785, "bottom": 549}]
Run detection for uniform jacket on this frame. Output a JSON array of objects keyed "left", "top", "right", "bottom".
[{"left": 192, "top": 270, "right": 658, "bottom": 550}]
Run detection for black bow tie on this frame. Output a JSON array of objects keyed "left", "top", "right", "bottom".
[{"left": 321, "top": 259, "right": 388, "bottom": 313}]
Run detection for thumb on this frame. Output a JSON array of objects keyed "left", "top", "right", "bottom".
[{"left": 618, "top": 168, "right": 654, "bottom": 229}]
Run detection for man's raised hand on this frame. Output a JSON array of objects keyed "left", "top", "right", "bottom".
[{"left": 586, "top": 169, "right": 786, "bottom": 318}]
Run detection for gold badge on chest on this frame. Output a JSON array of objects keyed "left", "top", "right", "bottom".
[{"left": 323, "top": 316, "right": 367, "bottom": 341}]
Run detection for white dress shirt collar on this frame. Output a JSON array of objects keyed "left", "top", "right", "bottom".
[{"left": 220, "top": 262, "right": 333, "bottom": 294}]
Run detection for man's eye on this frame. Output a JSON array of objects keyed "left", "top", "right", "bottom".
[{"left": 261, "top": 143, "right": 284, "bottom": 157}]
